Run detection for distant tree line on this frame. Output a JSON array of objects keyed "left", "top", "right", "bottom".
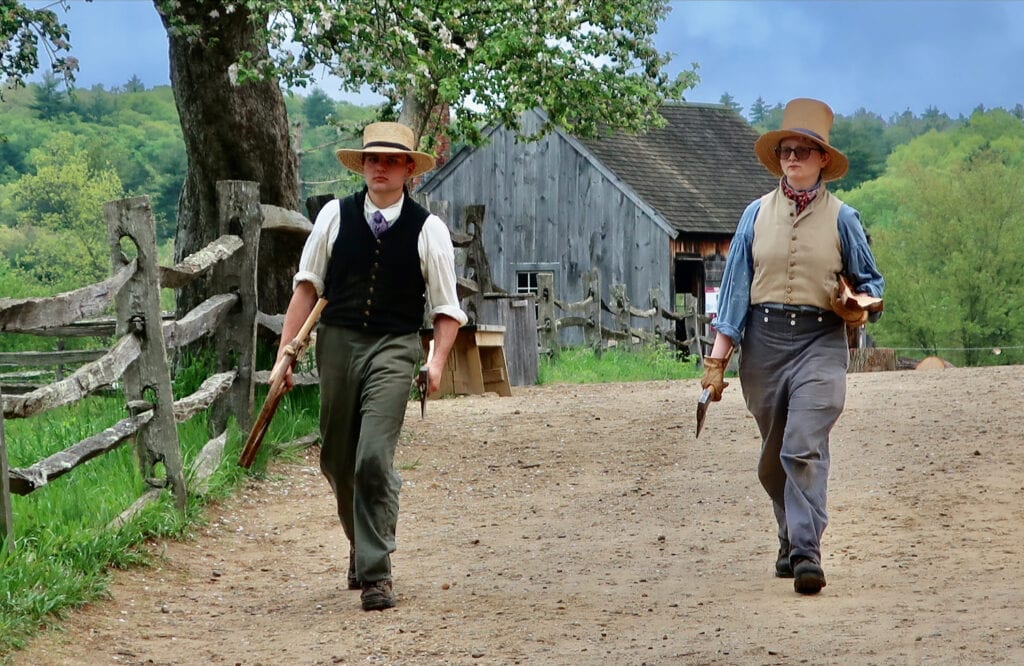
[
  {"left": 0, "top": 77, "right": 373, "bottom": 294},
  {"left": 720, "top": 92, "right": 1024, "bottom": 192},
  {"left": 2, "top": 76, "right": 1022, "bottom": 366}
]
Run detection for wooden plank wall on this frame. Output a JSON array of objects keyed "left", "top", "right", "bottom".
[{"left": 423, "top": 110, "right": 674, "bottom": 339}]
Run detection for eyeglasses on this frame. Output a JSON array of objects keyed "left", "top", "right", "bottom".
[{"left": 775, "top": 145, "right": 822, "bottom": 161}]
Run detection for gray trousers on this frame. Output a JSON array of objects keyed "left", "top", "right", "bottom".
[
  {"left": 739, "top": 306, "right": 849, "bottom": 565},
  {"left": 316, "top": 324, "right": 421, "bottom": 583}
]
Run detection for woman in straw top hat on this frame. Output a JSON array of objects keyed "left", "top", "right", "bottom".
[
  {"left": 700, "top": 98, "right": 884, "bottom": 594},
  {"left": 276, "top": 121, "right": 467, "bottom": 611}
]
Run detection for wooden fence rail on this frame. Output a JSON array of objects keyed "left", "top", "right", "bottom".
[
  {"left": 535, "top": 269, "right": 712, "bottom": 357},
  {"left": 0, "top": 180, "right": 296, "bottom": 547}
]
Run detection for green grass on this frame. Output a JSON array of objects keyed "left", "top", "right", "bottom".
[
  {"left": 0, "top": 363, "right": 322, "bottom": 658},
  {"left": 538, "top": 344, "right": 701, "bottom": 384},
  {"left": 1, "top": 395, "right": 197, "bottom": 656}
]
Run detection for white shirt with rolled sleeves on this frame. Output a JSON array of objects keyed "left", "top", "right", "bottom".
[{"left": 293, "top": 195, "right": 469, "bottom": 327}]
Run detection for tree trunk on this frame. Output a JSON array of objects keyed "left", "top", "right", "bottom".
[
  {"left": 398, "top": 87, "right": 430, "bottom": 146},
  {"left": 156, "top": 1, "right": 302, "bottom": 319}
]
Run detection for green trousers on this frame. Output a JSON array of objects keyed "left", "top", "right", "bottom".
[{"left": 315, "top": 324, "right": 421, "bottom": 583}]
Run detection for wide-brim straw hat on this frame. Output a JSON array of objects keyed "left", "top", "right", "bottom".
[
  {"left": 336, "top": 122, "right": 436, "bottom": 178},
  {"left": 753, "top": 98, "right": 848, "bottom": 182}
]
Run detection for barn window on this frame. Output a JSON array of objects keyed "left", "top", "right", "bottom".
[
  {"left": 517, "top": 271, "right": 540, "bottom": 294},
  {"left": 513, "top": 263, "right": 559, "bottom": 297}
]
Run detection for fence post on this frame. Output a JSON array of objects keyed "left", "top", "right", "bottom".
[
  {"left": 210, "top": 181, "right": 261, "bottom": 437},
  {"left": 683, "top": 293, "right": 702, "bottom": 359},
  {"left": 0, "top": 386, "right": 12, "bottom": 548},
  {"left": 583, "top": 269, "right": 601, "bottom": 352},
  {"left": 649, "top": 288, "right": 663, "bottom": 343},
  {"left": 536, "top": 272, "right": 558, "bottom": 354},
  {"left": 611, "top": 284, "right": 632, "bottom": 349},
  {"left": 462, "top": 204, "right": 493, "bottom": 319},
  {"left": 105, "top": 196, "right": 186, "bottom": 511}
]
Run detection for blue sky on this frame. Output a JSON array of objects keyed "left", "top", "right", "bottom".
[{"left": 24, "top": 0, "right": 1024, "bottom": 120}]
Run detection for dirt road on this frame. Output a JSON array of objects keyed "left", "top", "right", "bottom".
[{"left": 13, "top": 365, "right": 1024, "bottom": 665}]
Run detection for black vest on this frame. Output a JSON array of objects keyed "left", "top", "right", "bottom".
[{"left": 321, "top": 189, "right": 429, "bottom": 334}]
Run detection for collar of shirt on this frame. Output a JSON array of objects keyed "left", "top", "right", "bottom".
[{"left": 364, "top": 195, "right": 404, "bottom": 225}]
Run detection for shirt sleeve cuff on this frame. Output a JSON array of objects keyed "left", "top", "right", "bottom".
[
  {"left": 292, "top": 272, "right": 324, "bottom": 297},
  {"left": 711, "top": 322, "right": 741, "bottom": 346},
  {"left": 431, "top": 305, "right": 468, "bottom": 327}
]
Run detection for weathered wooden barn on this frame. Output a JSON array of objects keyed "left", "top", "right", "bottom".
[{"left": 417, "top": 103, "right": 777, "bottom": 339}]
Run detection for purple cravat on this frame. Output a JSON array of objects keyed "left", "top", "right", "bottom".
[{"left": 371, "top": 211, "right": 388, "bottom": 237}]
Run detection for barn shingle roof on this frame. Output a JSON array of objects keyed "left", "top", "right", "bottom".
[{"left": 577, "top": 103, "right": 778, "bottom": 237}]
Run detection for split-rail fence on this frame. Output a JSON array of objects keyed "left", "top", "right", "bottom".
[
  {"left": 0, "top": 181, "right": 312, "bottom": 547},
  {"left": 535, "top": 269, "right": 711, "bottom": 358},
  {"left": 533, "top": 268, "right": 892, "bottom": 371}
]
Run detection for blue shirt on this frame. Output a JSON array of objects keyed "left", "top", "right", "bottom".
[{"left": 713, "top": 199, "right": 885, "bottom": 345}]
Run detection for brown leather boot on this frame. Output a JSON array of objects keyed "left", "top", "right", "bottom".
[{"left": 360, "top": 579, "right": 396, "bottom": 611}]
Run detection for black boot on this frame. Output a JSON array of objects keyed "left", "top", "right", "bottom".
[
  {"left": 775, "top": 546, "right": 793, "bottom": 578},
  {"left": 775, "top": 538, "right": 793, "bottom": 578},
  {"left": 793, "top": 557, "right": 826, "bottom": 594},
  {"left": 347, "top": 546, "right": 360, "bottom": 590}
]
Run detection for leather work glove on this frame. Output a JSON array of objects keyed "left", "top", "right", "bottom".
[
  {"left": 831, "top": 299, "right": 869, "bottom": 326},
  {"left": 831, "top": 274, "right": 870, "bottom": 326},
  {"left": 701, "top": 356, "right": 730, "bottom": 402}
]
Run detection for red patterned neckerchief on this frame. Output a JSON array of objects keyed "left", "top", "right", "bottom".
[{"left": 781, "top": 177, "right": 822, "bottom": 215}]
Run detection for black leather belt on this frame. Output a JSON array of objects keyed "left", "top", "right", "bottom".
[{"left": 754, "top": 303, "right": 829, "bottom": 315}]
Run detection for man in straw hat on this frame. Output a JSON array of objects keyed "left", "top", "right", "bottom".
[
  {"left": 698, "top": 98, "right": 884, "bottom": 594},
  {"left": 277, "top": 121, "right": 466, "bottom": 610}
]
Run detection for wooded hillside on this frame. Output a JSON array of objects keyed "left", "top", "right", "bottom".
[
  {"left": 3, "top": 78, "right": 1024, "bottom": 366},
  {"left": 0, "top": 79, "right": 373, "bottom": 294}
]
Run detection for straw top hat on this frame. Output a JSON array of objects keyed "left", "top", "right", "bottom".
[
  {"left": 753, "top": 98, "right": 848, "bottom": 182},
  {"left": 336, "top": 122, "right": 436, "bottom": 178}
]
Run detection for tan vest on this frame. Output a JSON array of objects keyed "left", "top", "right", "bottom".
[{"left": 750, "top": 187, "right": 842, "bottom": 310}]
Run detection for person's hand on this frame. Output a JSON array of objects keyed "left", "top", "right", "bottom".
[
  {"left": 426, "top": 360, "right": 444, "bottom": 395},
  {"left": 833, "top": 302, "right": 869, "bottom": 326},
  {"left": 830, "top": 287, "right": 870, "bottom": 326},
  {"left": 701, "top": 356, "right": 730, "bottom": 402},
  {"left": 273, "top": 345, "right": 297, "bottom": 390},
  {"left": 832, "top": 274, "right": 878, "bottom": 326},
  {"left": 280, "top": 363, "right": 295, "bottom": 391}
]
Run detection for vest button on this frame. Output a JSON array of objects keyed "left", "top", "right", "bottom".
[
  {"left": 366, "top": 299, "right": 372, "bottom": 306},
  {"left": 364, "top": 310, "right": 370, "bottom": 317}
]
